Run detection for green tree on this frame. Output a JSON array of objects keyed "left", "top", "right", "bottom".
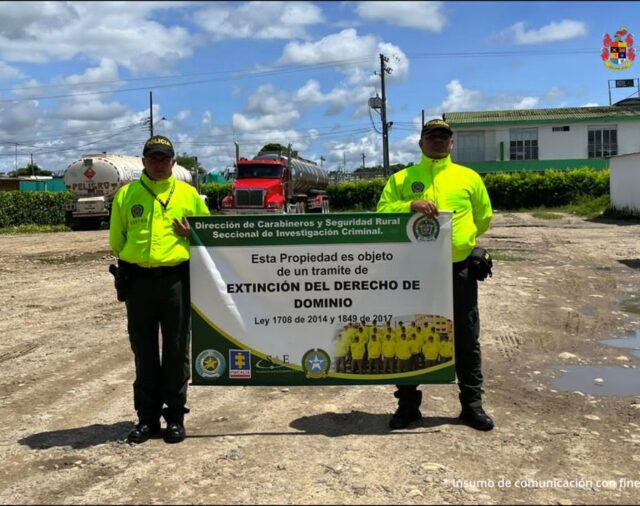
[
  {"left": 176, "top": 153, "right": 205, "bottom": 176},
  {"left": 9, "top": 163, "right": 53, "bottom": 177},
  {"left": 258, "top": 143, "right": 298, "bottom": 158}
]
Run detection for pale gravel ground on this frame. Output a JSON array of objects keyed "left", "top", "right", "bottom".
[{"left": 1, "top": 211, "right": 640, "bottom": 505}]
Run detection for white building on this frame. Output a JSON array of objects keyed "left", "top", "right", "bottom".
[
  {"left": 444, "top": 100, "right": 640, "bottom": 173},
  {"left": 609, "top": 152, "right": 640, "bottom": 213}
]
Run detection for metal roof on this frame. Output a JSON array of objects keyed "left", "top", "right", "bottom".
[{"left": 444, "top": 105, "right": 640, "bottom": 128}]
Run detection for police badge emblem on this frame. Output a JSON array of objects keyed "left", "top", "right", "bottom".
[
  {"left": 412, "top": 215, "right": 440, "bottom": 242},
  {"left": 131, "top": 204, "right": 144, "bottom": 218},
  {"left": 602, "top": 27, "right": 635, "bottom": 70},
  {"left": 195, "top": 349, "right": 226, "bottom": 379},
  {"left": 302, "top": 348, "right": 331, "bottom": 379},
  {"left": 411, "top": 181, "right": 425, "bottom": 193}
]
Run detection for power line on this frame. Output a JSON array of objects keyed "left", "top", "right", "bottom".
[{"left": 0, "top": 58, "right": 375, "bottom": 104}]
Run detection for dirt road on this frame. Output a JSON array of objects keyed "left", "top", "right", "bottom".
[{"left": 1, "top": 212, "right": 639, "bottom": 505}]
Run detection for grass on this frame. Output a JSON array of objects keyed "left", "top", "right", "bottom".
[
  {"left": 0, "top": 224, "right": 70, "bottom": 234},
  {"left": 530, "top": 211, "right": 564, "bottom": 220},
  {"left": 490, "top": 247, "right": 530, "bottom": 262},
  {"left": 516, "top": 195, "right": 612, "bottom": 220}
]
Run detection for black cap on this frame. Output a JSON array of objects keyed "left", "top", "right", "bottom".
[
  {"left": 143, "top": 135, "right": 175, "bottom": 157},
  {"left": 421, "top": 118, "right": 453, "bottom": 137}
]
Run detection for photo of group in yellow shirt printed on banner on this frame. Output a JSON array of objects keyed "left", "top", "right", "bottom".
[{"left": 332, "top": 314, "right": 454, "bottom": 376}]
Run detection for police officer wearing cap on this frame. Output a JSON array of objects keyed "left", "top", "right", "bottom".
[
  {"left": 109, "top": 135, "right": 210, "bottom": 444},
  {"left": 377, "top": 118, "right": 494, "bottom": 431}
]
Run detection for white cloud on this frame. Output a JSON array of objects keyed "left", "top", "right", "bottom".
[
  {"left": 440, "top": 80, "right": 484, "bottom": 112},
  {"left": 176, "top": 109, "right": 192, "bottom": 122},
  {"left": 0, "top": 100, "right": 40, "bottom": 136},
  {"left": 0, "top": 2, "right": 196, "bottom": 73},
  {"left": 0, "top": 61, "right": 24, "bottom": 81},
  {"left": 232, "top": 110, "right": 301, "bottom": 132},
  {"left": 62, "top": 59, "right": 122, "bottom": 94},
  {"left": 278, "top": 28, "right": 409, "bottom": 83},
  {"left": 581, "top": 102, "right": 599, "bottom": 107},
  {"left": 429, "top": 80, "right": 565, "bottom": 115},
  {"left": 53, "top": 99, "right": 128, "bottom": 122},
  {"left": 193, "top": 1, "right": 323, "bottom": 40},
  {"left": 355, "top": 1, "right": 446, "bottom": 32},
  {"left": 512, "top": 97, "right": 540, "bottom": 109},
  {"left": 496, "top": 20, "right": 587, "bottom": 45}
]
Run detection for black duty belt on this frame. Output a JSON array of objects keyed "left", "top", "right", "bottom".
[
  {"left": 453, "top": 259, "right": 468, "bottom": 273},
  {"left": 127, "top": 261, "right": 189, "bottom": 277}
]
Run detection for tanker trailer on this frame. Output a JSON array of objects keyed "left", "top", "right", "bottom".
[
  {"left": 220, "top": 150, "right": 329, "bottom": 214},
  {"left": 63, "top": 153, "right": 196, "bottom": 230}
]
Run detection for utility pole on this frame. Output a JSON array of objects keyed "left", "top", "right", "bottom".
[
  {"left": 15, "top": 143, "right": 17, "bottom": 172},
  {"left": 343, "top": 151, "right": 347, "bottom": 177},
  {"left": 361, "top": 153, "right": 365, "bottom": 170},
  {"left": 422, "top": 109, "right": 425, "bottom": 127},
  {"left": 380, "top": 53, "right": 392, "bottom": 179},
  {"left": 30, "top": 153, "right": 34, "bottom": 176},
  {"left": 149, "top": 91, "right": 154, "bottom": 137},
  {"left": 320, "top": 156, "right": 326, "bottom": 169}
]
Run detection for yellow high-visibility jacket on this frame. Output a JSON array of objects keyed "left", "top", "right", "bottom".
[
  {"left": 377, "top": 154, "right": 492, "bottom": 262},
  {"left": 110, "top": 171, "right": 210, "bottom": 267}
]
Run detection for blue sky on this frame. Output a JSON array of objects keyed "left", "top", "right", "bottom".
[{"left": 0, "top": 1, "right": 638, "bottom": 174}]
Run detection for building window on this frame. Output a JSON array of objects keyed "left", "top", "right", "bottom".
[
  {"left": 455, "top": 131, "right": 486, "bottom": 163},
  {"left": 509, "top": 128, "right": 538, "bottom": 160},
  {"left": 588, "top": 127, "right": 617, "bottom": 158},
  {"left": 552, "top": 126, "right": 570, "bottom": 132}
]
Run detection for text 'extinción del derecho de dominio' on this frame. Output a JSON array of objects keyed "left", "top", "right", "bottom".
[{"left": 227, "top": 247, "right": 420, "bottom": 309}]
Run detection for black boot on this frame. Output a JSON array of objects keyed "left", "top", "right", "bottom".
[
  {"left": 389, "top": 389, "right": 422, "bottom": 430},
  {"left": 459, "top": 405, "right": 494, "bottom": 431},
  {"left": 127, "top": 420, "right": 161, "bottom": 444},
  {"left": 162, "top": 406, "right": 189, "bottom": 444}
]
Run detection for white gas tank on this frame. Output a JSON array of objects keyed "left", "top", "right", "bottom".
[{"left": 64, "top": 153, "right": 193, "bottom": 197}]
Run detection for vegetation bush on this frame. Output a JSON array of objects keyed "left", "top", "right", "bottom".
[
  {"left": 326, "top": 179, "right": 386, "bottom": 211},
  {"left": 200, "top": 182, "right": 233, "bottom": 210},
  {"left": 0, "top": 168, "right": 617, "bottom": 227},
  {"left": 0, "top": 191, "right": 74, "bottom": 228},
  {"left": 483, "top": 168, "right": 610, "bottom": 210}
]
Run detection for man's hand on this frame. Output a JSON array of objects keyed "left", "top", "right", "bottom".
[
  {"left": 173, "top": 216, "right": 191, "bottom": 239},
  {"left": 411, "top": 200, "right": 439, "bottom": 218}
]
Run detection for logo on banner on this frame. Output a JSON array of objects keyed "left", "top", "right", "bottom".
[
  {"left": 256, "top": 358, "right": 289, "bottom": 374},
  {"left": 195, "top": 349, "right": 226, "bottom": 379},
  {"left": 302, "top": 348, "right": 331, "bottom": 379},
  {"left": 229, "top": 349, "right": 252, "bottom": 378},
  {"left": 602, "top": 27, "right": 635, "bottom": 70},
  {"left": 412, "top": 216, "right": 440, "bottom": 241}
]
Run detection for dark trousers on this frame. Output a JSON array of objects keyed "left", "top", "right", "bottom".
[
  {"left": 396, "top": 260, "right": 483, "bottom": 409},
  {"left": 125, "top": 263, "right": 191, "bottom": 424}
]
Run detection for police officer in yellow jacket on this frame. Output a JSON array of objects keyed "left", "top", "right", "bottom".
[
  {"left": 377, "top": 118, "right": 494, "bottom": 431},
  {"left": 109, "top": 135, "right": 210, "bottom": 444}
]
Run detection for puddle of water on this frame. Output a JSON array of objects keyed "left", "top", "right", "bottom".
[
  {"left": 552, "top": 329, "right": 640, "bottom": 396},
  {"left": 552, "top": 365, "right": 640, "bottom": 396},
  {"left": 601, "top": 329, "right": 640, "bottom": 359}
]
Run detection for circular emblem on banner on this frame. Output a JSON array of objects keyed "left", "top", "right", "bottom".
[
  {"left": 131, "top": 204, "right": 144, "bottom": 218},
  {"left": 302, "top": 348, "right": 331, "bottom": 379},
  {"left": 413, "top": 216, "right": 440, "bottom": 241},
  {"left": 411, "top": 181, "right": 425, "bottom": 193},
  {"left": 195, "top": 349, "right": 226, "bottom": 379}
]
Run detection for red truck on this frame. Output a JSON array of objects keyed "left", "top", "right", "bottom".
[{"left": 221, "top": 149, "right": 329, "bottom": 214}]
